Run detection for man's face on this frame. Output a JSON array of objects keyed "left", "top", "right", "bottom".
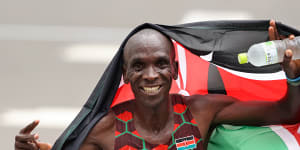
[{"left": 123, "top": 29, "right": 177, "bottom": 107}]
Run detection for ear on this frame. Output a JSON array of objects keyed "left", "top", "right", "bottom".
[
  {"left": 171, "top": 61, "right": 178, "bottom": 80},
  {"left": 122, "top": 64, "right": 129, "bottom": 84}
]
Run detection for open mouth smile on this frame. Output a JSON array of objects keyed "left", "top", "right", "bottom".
[{"left": 141, "top": 86, "right": 161, "bottom": 95}]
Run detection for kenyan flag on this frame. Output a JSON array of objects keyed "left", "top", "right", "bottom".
[
  {"left": 52, "top": 20, "right": 300, "bottom": 150},
  {"left": 209, "top": 124, "right": 300, "bottom": 150},
  {"left": 113, "top": 39, "right": 300, "bottom": 150}
]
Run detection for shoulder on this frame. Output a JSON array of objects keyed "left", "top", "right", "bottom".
[
  {"left": 92, "top": 110, "right": 116, "bottom": 134},
  {"left": 184, "top": 94, "right": 237, "bottom": 113},
  {"left": 89, "top": 100, "right": 134, "bottom": 136},
  {"left": 180, "top": 94, "right": 238, "bottom": 140},
  {"left": 83, "top": 110, "right": 116, "bottom": 147},
  {"left": 80, "top": 110, "right": 116, "bottom": 149}
]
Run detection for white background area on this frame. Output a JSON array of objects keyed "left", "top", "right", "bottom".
[{"left": 1, "top": 0, "right": 300, "bottom": 149}]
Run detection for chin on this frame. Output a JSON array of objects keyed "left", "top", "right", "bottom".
[
  {"left": 143, "top": 99, "right": 163, "bottom": 108},
  {"left": 133, "top": 86, "right": 170, "bottom": 106},
  {"left": 141, "top": 94, "right": 169, "bottom": 108}
]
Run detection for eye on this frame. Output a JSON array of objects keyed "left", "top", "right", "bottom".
[
  {"left": 157, "top": 60, "right": 169, "bottom": 69},
  {"left": 132, "top": 62, "right": 144, "bottom": 71}
]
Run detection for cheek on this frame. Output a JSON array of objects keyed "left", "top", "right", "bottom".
[
  {"left": 127, "top": 70, "right": 141, "bottom": 82},
  {"left": 161, "top": 68, "right": 173, "bottom": 80},
  {"left": 127, "top": 70, "right": 133, "bottom": 78}
]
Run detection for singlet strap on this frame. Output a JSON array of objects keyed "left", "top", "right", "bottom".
[{"left": 112, "top": 95, "right": 204, "bottom": 149}]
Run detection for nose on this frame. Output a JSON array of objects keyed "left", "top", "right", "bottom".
[{"left": 143, "top": 65, "right": 159, "bottom": 81}]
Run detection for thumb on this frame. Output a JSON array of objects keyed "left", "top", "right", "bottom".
[
  {"left": 282, "top": 49, "right": 297, "bottom": 78},
  {"left": 37, "top": 142, "right": 52, "bottom": 150}
]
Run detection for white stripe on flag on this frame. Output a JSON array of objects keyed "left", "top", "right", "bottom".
[
  {"left": 215, "top": 64, "right": 286, "bottom": 81},
  {"left": 176, "top": 43, "right": 187, "bottom": 89},
  {"left": 175, "top": 43, "right": 190, "bottom": 96},
  {"left": 119, "top": 75, "right": 125, "bottom": 88},
  {"left": 200, "top": 52, "right": 213, "bottom": 61},
  {"left": 269, "top": 125, "right": 300, "bottom": 150}
]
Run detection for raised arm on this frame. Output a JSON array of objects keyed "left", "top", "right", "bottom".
[
  {"left": 212, "top": 21, "right": 300, "bottom": 126},
  {"left": 189, "top": 47, "right": 300, "bottom": 131}
]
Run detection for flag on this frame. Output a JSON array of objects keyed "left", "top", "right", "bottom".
[
  {"left": 52, "top": 20, "right": 300, "bottom": 150},
  {"left": 175, "top": 135, "right": 197, "bottom": 150}
]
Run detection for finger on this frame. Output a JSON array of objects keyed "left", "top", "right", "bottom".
[
  {"left": 37, "top": 142, "right": 52, "bottom": 150},
  {"left": 283, "top": 49, "right": 293, "bottom": 65},
  {"left": 15, "top": 134, "right": 38, "bottom": 142},
  {"left": 289, "top": 34, "right": 295, "bottom": 40},
  {"left": 270, "top": 20, "right": 280, "bottom": 39},
  {"left": 19, "top": 120, "right": 39, "bottom": 134},
  {"left": 282, "top": 49, "right": 296, "bottom": 78},
  {"left": 268, "top": 26, "right": 276, "bottom": 40},
  {"left": 15, "top": 141, "right": 38, "bottom": 150},
  {"left": 32, "top": 135, "right": 40, "bottom": 149}
]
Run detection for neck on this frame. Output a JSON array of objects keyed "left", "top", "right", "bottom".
[{"left": 133, "top": 94, "right": 172, "bottom": 134}]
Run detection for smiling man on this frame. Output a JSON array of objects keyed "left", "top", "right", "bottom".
[{"left": 15, "top": 21, "right": 300, "bottom": 150}]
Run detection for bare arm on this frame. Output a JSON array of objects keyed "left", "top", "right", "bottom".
[
  {"left": 80, "top": 110, "right": 115, "bottom": 150},
  {"left": 189, "top": 57, "right": 300, "bottom": 128},
  {"left": 212, "top": 21, "right": 300, "bottom": 126},
  {"left": 189, "top": 20, "right": 300, "bottom": 130},
  {"left": 213, "top": 87, "right": 299, "bottom": 126}
]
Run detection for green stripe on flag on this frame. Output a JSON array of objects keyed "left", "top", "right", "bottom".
[{"left": 208, "top": 124, "right": 288, "bottom": 150}]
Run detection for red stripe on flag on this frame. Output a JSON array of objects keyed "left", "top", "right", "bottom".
[
  {"left": 111, "top": 83, "right": 134, "bottom": 107},
  {"left": 183, "top": 49, "right": 209, "bottom": 95},
  {"left": 217, "top": 68, "right": 287, "bottom": 101},
  {"left": 282, "top": 124, "right": 300, "bottom": 145},
  {"left": 176, "top": 142, "right": 186, "bottom": 147},
  {"left": 186, "top": 140, "right": 195, "bottom": 145}
]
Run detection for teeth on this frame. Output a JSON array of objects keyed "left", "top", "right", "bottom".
[{"left": 143, "top": 86, "right": 160, "bottom": 93}]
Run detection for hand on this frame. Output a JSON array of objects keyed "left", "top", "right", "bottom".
[
  {"left": 282, "top": 47, "right": 300, "bottom": 79},
  {"left": 268, "top": 19, "right": 287, "bottom": 40},
  {"left": 267, "top": 20, "right": 300, "bottom": 79},
  {"left": 15, "top": 120, "right": 52, "bottom": 150}
]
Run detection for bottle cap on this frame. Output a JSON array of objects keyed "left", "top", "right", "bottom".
[{"left": 238, "top": 53, "right": 248, "bottom": 64}]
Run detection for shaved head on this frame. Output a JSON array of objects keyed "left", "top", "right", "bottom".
[
  {"left": 123, "top": 29, "right": 175, "bottom": 66},
  {"left": 121, "top": 28, "right": 178, "bottom": 107}
]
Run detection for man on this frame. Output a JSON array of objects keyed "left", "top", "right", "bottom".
[{"left": 15, "top": 21, "right": 300, "bottom": 150}]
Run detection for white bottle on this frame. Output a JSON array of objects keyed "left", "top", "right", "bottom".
[{"left": 238, "top": 36, "right": 300, "bottom": 67}]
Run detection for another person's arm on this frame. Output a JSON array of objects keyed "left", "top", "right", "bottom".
[
  {"left": 15, "top": 110, "right": 115, "bottom": 150},
  {"left": 15, "top": 120, "right": 52, "bottom": 150}
]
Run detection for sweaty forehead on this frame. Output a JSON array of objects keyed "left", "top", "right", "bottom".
[{"left": 123, "top": 29, "right": 173, "bottom": 63}]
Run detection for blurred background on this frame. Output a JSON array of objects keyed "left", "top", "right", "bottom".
[{"left": 1, "top": 0, "right": 300, "bottom": 149}]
